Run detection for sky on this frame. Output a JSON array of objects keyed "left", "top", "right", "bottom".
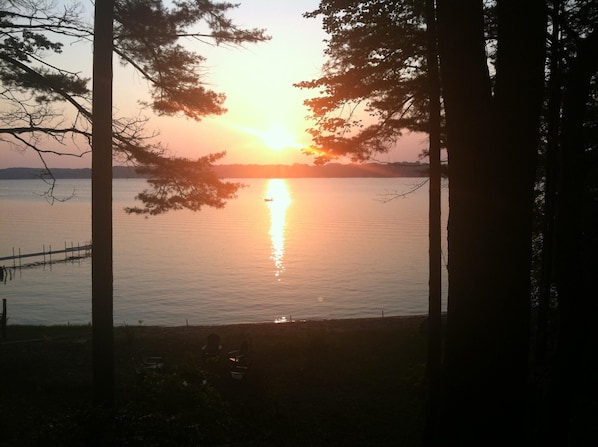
[{"left": 0, "top": 0, "right": 426, "bottom": 169}]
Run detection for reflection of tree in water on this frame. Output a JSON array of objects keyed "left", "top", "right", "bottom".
[
  {"left": 1, "top": 265, "right": 9, "bottom": 283},
  {"left": 265, "top": 179, "right": 291, "bottom": 280}
]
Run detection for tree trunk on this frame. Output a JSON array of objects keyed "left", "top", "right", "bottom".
[
  {"left": 491, "top": 0, "right": 546, "bottom": 436},
  {"left": 437, "top": 1, "right": 495, "bottom": 442},
  {"left": 423, "top": 0, "right": 443, "bottom": 444},
  {"left": 92, "top": 0, "right": 115, "bottom": 408},
  {"left": 437, "top": 0, "right": 545, "bottom": 442},
  {"left": 536, "top": 0, "right": 562, "bottom": 373},
  {"left": 550, "top": 27, "right": 598, "bottom": 445}
]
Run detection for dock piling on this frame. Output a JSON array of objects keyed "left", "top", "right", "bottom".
[{"left": 1, "top": 299, "right": 6, "bottom": 339}]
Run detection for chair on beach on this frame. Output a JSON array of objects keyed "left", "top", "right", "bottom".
[
  {"left": 227, "top": 340, "right": 250, "bottom": 380},
  {"left": 202, "top": 333, "right": 222, "bottom": 364},
  {"left": 132, "top": 356, "right": 164, "bottom": 375}
]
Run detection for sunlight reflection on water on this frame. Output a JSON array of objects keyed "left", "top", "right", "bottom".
[{"left": 266, "top": 179, "right": 291, "bottom": 281}]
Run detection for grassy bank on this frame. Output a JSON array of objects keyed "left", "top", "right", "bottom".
[{"left": 0, "top": 316, "right": 427, "bottom": 446}]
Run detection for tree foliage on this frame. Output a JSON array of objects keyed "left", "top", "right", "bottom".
[
  {"left": 543, "top": 1, "right": 598, "bottom": 443},
  {"left": 0, "top": 0, "right": 269, "bottom": 214},
  {"left": 302, "top": 0, "right": 598, "bottom": 443},
  {"left": 295, "top": 0, "right": 431, "bottom": 164},
  {"left": 125, "top": 152, "right": 241, "bottom": 215}
]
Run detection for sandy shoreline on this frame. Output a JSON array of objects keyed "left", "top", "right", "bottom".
[
  {"left": 112, "top": 314, "right": 429, "bottom": 349},
  {"left": 157, "top": 314, "right": 427, "bottom": 331},
  {"left": 3, "top": 314, "right": 428, "bottom": 338},
  {"left": 1, "top": 314, "right": 429, "bottom": 445}
]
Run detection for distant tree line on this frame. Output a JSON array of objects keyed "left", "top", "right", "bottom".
[
  {"left": 0, "top": 163, "right": 429, "bottom": 180},
  {"left": 214, "top": 162, "right": 427, "bottom": 178}
]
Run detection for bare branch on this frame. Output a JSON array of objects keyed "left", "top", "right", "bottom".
[{"left": 377, "top": 178, "right": 429, "bottom": 203}]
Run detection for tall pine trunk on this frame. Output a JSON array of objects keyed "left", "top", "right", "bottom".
[
  {"left": 423, "top": 0, "right": 443, "bottom": 444},
  {"left": 536, "top": 0, "right": 562, "bottom": 372},
  {"left": 437, "top": 0, "right": 545, "bottom": 442},
  {"left": 492, "top": 0, "right": 546, "bottom": 438},
  {"left": 92, "top": 0, "right": 115, "bottom": 407},
  {"left": 437, "top": 2, "right": 497, "bottom": 440}
]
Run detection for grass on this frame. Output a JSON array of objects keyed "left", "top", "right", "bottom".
[{"left": 0, "top": 316, "right": 427, "bottom": 446}]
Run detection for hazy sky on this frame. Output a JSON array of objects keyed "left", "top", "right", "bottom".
[{"left": 0, "top": 0, "right": 425, "bottom": 169}]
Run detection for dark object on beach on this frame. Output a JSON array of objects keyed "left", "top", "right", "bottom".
[
  {"left": 132, "top": 356, "right": 164, "bottom": 375},
  {"left": 227, "top": 340, "right": 250, "bottom": 380},
  {"left": 202, "top": 333, "right": 222, "bottom": 364}
]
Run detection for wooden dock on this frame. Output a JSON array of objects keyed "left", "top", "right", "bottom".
[{"left": 0, "top": 242, "right": 92, "bottom": 269}]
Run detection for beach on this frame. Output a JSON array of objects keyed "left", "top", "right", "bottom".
[{"left": 0, "top": 315, "right": 428, "bottom": 445}]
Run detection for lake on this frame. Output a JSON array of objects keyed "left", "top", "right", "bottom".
[{"left": 0, "top": 177, "right": 448, "bottom": 326}]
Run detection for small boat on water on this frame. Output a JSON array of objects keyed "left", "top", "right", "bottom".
[{"left": 264, "top": 197, "right": 274, "bottom": 202}]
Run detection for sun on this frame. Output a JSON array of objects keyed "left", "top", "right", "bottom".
[
  {"left": 226, "top": 121, "right": 305, "bottom": 153},
  {"left": 260, "top": 125, "right": 303, "bottom": 151}
]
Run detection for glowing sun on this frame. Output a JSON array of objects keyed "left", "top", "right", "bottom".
[{"left": 261, "top": 125, "right": 303, "bottom": 151}]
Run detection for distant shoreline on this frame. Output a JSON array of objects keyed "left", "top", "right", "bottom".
[{"left": 0, "top": 162, "right": 428, "bottom": 180}]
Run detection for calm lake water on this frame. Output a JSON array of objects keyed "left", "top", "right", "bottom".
[{"left": 0, "top": 177, "right": 448, "bottom": 326}]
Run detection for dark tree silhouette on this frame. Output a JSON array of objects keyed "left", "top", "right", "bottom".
[
  {"left": 295, "top": 0, "right": 432, "bottom": 164},
  {"left": 548, "top": 1, "right": 598, "bottom": 441},
  {"left": 0, "top": 0, "right": 268, "bottom": 214},
  {"left": 297, "top": 4, "right": 445, "bottom": 441},
  {"left": 91, "top": 0, "right": 114, "bottom": 408},
  {"left": 436, "top": 0, "right": 546, "bottom": 442},
  {"left": 2, "top": 0, "right": 269, "bottom": 407},
  {"left": 302, "top": 1, "right": 598, "bottom": 443},
  {"left": 422, "top": 0, "right": 443, "bottom": 444}
]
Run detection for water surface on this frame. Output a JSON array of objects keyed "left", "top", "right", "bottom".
[{"left": 0, "top": 177, "right": 447, "bottom": 325}]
